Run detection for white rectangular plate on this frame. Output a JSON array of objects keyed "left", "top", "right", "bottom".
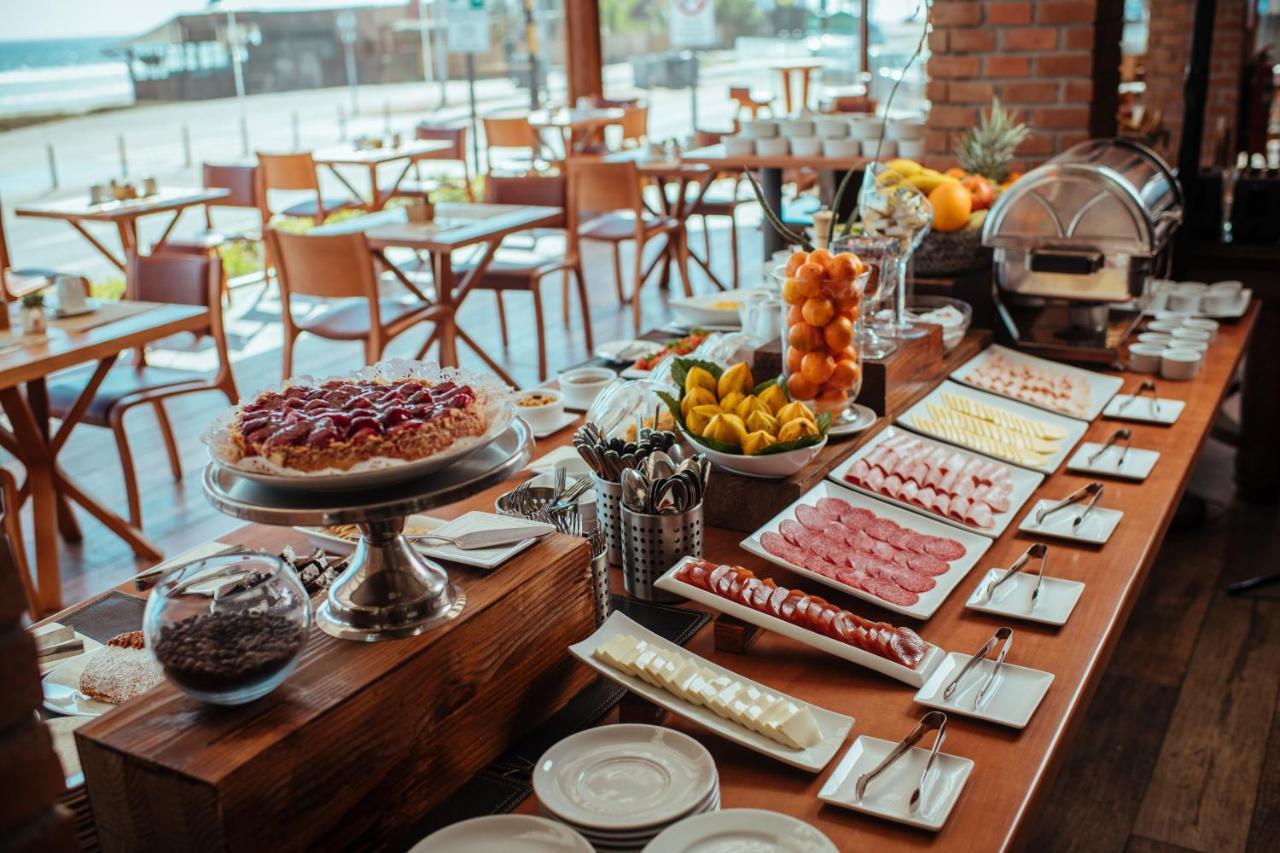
[
  {"left": 654, "top": 557, "right": 945, "bottom": 687},
  {"left": 299, "top": 511, "right": 539, "bottom": 570},
  {"left": 827, "top": 426, "right": 1044, "bottom": 539},
  {"left": 1102, "top": 394, "right": 1184, "bottom": 425},
  {"left": 950, "top": 344, "right": 1123, "bottom": 421},
  {"left": 899, "top": 381, "right": 1089, "bottom": 474},
  {"left": 818, "top": 735, "right": 974, "bottom": 831},
  {"left": 741, "top": 481, "right": 993, "bottom": 621},
  {"left": 569, "top": 611, "right": 854, "bottom": 772},
  {"left": 965, "top": 569, "right": 1085, "bottom": 627},
  {"left": 668, "top": 286, "right": 764, "bottom": 327},
  {"left": 1018, "top": 499, "right": 1123, "bottom": 545},
  {"left": 913, "top": 652, "right": 1054, "bottom": 729},
  {"left": 1066, "top": 442, "right": 1160, "bottom": 481}
]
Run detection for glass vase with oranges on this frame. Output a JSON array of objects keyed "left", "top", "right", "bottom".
[{"left": 773, "top": 248, "right": 869, "bottom": 418}]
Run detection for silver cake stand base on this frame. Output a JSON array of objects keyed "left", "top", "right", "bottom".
[{"left": 203, "top": 420, "right": 532, "bottom": 642}]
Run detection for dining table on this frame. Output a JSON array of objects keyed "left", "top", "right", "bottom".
[
  {"left": 37, "top": 304, "right": 1259, "bottom": 849},
  {"left": 0, "top": 300, "right": 209, "bottom": 614},
  {"left": 770, "top": 59, "right": 827, "bottom": 114},
  {"left": 528, "top": 107, "right": 626, "bottom": 159},
  {"left": 312, "top": 139, "right": 454, "bottom": 211},
  {"left": 14, "top": 188, "right": 231, "bottom": 272}
]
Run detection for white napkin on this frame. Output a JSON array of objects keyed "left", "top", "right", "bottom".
[{"left": 524, "top": 445, "right": 591, "bottom": 477}]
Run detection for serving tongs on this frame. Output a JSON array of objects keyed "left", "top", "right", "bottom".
[
  {"left": 1119, "top": 379, "right": 1161, "bottom": 417},
  {"left": 855, "top": 710, "right": 949, "bottom": 812},
  {"left": 1035, "top": 481, "right": 1104, "bottom": 527},
  {"left": 983, "top": 543, "right": 1049, "bottom": 604},
  {"left": 943, "top": 627, "right": 1014, "bottom": 709},
  {"left": 1087, "top": 428, "right": 1132, "bottom": 468}
]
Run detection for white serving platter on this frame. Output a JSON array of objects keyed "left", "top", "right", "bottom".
[
  {"left": 898, "top": 381, "right": 1089, "bottom": 474},
  {"left": 1102, "top": 394, "right": 1184, "bottom": 425},
  {"left": 595, "top": 338, "right": 663, "bottom": 365},
  {"left": 642, "top": 809, "right": 838, "bottom": 853},
  {"left": 817, "top": 735, "right": 974, "bottom": 831},
  {"left": 1018, "top": 499, "right": 1123, "bottom": 545},
  {"left": 299, "top": 511, "right": 543, "bottom": 570},
  {"left": 964, "top": 569, "right": 1085, "bottom": 627},
  {"left": 1066, "top": 442, "right": 1160, "bottom": 481},
  {"left": 913, "top": 652, "right": 1054, "bottom": 729},
  {"left": 408, "top": 815, "right": 593, "bottom": 853},
  {"left": 655, "top": 558, "right": 944, "bottom": 687},
  {"left": 569, "top": 612, "right": 854, "bottom": 772},
  {"left": 740, "top": 481, "right": 993, "bottom": 621},
  {"left": 668, "top": 287, "right": 762, "bottom": 327},
  {"left": 827, "top": 426, "right": 1044, "bottom": 539},
  {"left": 42, "top": 654, "right": 115, "bottom": 718},
  {"left": 950, "top": 343, "right": 1123, "bottom": 421}
]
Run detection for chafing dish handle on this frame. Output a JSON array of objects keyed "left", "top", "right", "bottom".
[{"left": 1028, "top": 249, "right": 1104, "bottom": 276}]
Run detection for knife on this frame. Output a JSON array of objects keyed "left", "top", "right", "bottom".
[{"left": 414, "top": 521, "right": 555, "bottom": 550}]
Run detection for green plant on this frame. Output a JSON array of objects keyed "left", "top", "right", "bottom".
[
  {"left": 89, "top": 276, "right": 125, "bottom": 301},
  {"left": 954, "top": 98, "right": 1030, "bottom": 183},
  {"left": 20, "top": 292, "right": 44, "bottom": 309}
]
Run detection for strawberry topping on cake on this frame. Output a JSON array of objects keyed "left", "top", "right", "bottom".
[{"left": 230, "top": 378, "right": 487, "bottom": 472}]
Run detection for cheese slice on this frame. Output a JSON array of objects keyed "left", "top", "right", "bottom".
[{"left": 777, "top": 706, "right": 823, "bottom": 749}]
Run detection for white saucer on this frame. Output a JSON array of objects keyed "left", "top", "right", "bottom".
[
  {"left": 1018, "top": 499, "right": 1123, "bottom": 545},
  {"left": 409, "top": 815, "right": 593, "bottom": 852},
  {"left": 913, "top": 653, "right": 1054, "bottom": 729},
  {"left": 817, "top": 735, "right": 973, "bottom": 831},
  {"left": 51, "top": 298, "right": 100, "bottom": 318},
  {"left": 643, "top": 809, "right": 837, "bottom": 852},
  {"left": 1066, "top": 443, "right": 1160, "bottom": 481},
  {"left": 1103, "top": 394, "right": 1184, "bottom": 425},
  {"left": 526, "top": 410, "right": 579, "bottom": 438},
  {"left": 42, "top": 654, "right": 114, "bottom": 717},
  {"left": 964, "top": 569, "right": 1085, "bottom": 626},
  {"left": 828, "top": 403, "right": 877, "bottom": 436},
  {"left": 595, "top": 339, "right": 663, "bottom": 364}
]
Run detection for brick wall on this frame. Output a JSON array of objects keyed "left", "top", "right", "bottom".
[{"left": 925, "top": 0, "right": 1125, "bottom": 170}]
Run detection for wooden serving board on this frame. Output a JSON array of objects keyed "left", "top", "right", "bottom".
[
  {"left": 705, "top": 329, "right": 990, "bottom": 532},
  {"left": 76, "top": 534, "right": 597, "bottom": 853}
]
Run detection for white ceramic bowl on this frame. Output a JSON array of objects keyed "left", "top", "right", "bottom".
[
  {"left": 1137, "top": 332, "right": 1172, "bottom": 346},
  {"left": 1160, "top": 348, "right": 1201, "bottom": 380},
  {"left": 815, "top": 118, "right": 850, "bottom": 139},
  {"left": 1147, "top": 320, "right": 1183, "bottom": 334},
  {"left": 740, "top": 120, "right": 778, "bottom": 139},
  {"left": 886, "top": 118, "right": 926, "bottom": 140},
  {"left": 777, "top": 119, "right": 815, "bottom": 138},
  {"left": 1127, "top": 343, "right": 1165, "bottom": 374},
  {"left": 1210, "top": 279, "right": 1243, "bottom": 295},
  {"left": 789, "top": 136, "right": 822, "bottom": 157},
  {"left": 1167, "top": 291, "right": 1200, "bottom": 313},
  {"left": 1177, "top": 281, "right": 1209, "bottom": 294},
  {"left": 723, "top": 136, "right": 754, "bottom": 156},
  {"left": 821, "top": 138, "right": 861, "bottom": 158},
  {"left": 1171, "top": 327, "right": 1211, "bottom": 345},
  {"left": 558, "top": 367, "right": 618, "bottom": 410},
  {"left": 755, "top": 137, "right": 789, "bottom": 157},
  {"left": 896, "top": 138, "right": 925, "bottom": 159},
  {"left": 514, "top": 388, "right": 565, "bottom": 433},
  {"left": 847, "top": 116, "right": 881, "bottom": 140},
  {"left": 692, "top": 435, "right": 828, "bottom": 479},
  {"left": 1201, "top": 291, "right": 1238, "bottom": 314},
  {"left": 1171, "top": 339, "right": 1208, "bottom": 354}
]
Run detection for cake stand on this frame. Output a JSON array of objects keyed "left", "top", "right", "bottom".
[{"left": 202, "top": 420, "right": 533, "bottom": 642}]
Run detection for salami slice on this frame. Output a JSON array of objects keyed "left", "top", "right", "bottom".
[
  {"left": 901, "top": 532, "right": 932, "bottom": 554},
  {"left": 862, "top": 576, "right": 919, "bottom": 607},
  {"left": 801, "top": 551, "right": 843, "bottom": 579},
  {"left": 816, "top": 496, "right": 852, "bottom": 521},
  {"left": 865, "top": 519, "right": 902, "bottom": 542},
  {"left": 867, "top": 539, "right": 898, "bottom": 562},
  {"left": 767, "top": 585, "right": 790, "bottom": 616},
  {"left": 845, "top": 507, "right": 876, "bottom": 524},
  {"left": 761, "top": 532, "right": 807, "bottom": 567},
  {"left": 922, "top": 535, "right": 967, "bottom": 561},
  {"left": 810, "top": 534, "right": 848, "bottom": 564},
  {"left": 794, "top": 503, "right": 828, "bottom": 531},
  {"left": 883, "top": 567, "right": 936, "bottom": 593},
  {"left": 906, "top": 552, "right": 950, "bottom": 577},
  {"left": 779, "top": 519, "right": 808, "bottom": 546}
]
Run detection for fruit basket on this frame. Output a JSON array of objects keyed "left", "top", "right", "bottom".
[{"left": 915, "top": 221, "right": 991, "bottom": 276}]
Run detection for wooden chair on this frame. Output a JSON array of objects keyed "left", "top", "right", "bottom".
[
  {"left": 266, "top": 227, "right": 446, "bottom": 378},
  {"left": 455, "top": 174, "right": 592, "bottom": 381},
  {"left": 570, "top": 159, "right": 683, "bottom": 332},
  {"left": 0, "top": 467, "right": 35, "bottom": 616},
  {"left": 689, "top": 130, "right": 748, "bottom": 288},
  {"left": 730, "top": 86, "right": 774, "bottom": 120},
  {"left": 619, "top": 104, "right": 650, "bottom": 149},
  {"left": 165, "top": 162, "right": 262, "bottom": 253},
  {"left": 0, "top": 197, "right": 65, "bottom": 301},
  {"left": 482, "top": 115, "right": 540, "bottom": 174},
  {"left": 388, "top": 124, "right": 475, "bottom": 203},
  {"left": 255, "top": 152, "right": 360, "bottom": 224},
  {"left": 44, "top": 251, "right": 239, "bottom": 528}
]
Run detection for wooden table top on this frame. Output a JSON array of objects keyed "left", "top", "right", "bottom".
[
  {"left": 682, "top": 143, "right": 868, "bottom": 171},
  {"left": 0, "top": 302, "right": 208, "bottom": 389},
  {"left": 42, "top": 308, "right": 1258, "bottom": 849},
  {"left": 312, "top": 139, "right": 452, "bottom": 166},
  {"left": 14, "top": 188, "right": 230, "bottom": 223},
  {"left": 363, "top": 203, "right": 562, "bottom": 252},
  {"left": 602, "top": 149, "right": 712, "bottom": 177}
]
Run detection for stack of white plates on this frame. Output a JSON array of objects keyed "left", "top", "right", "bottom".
[{"left": 534, "top": 725, "right": 720, "bottom": 851}]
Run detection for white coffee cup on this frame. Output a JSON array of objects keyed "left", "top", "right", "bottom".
[
  {"left": 1127, "top": 343, "right": 1165, "bottom": 374},
  {"left": 1167, "top": 290, "right": 1201, "bottom": 313},
  {"left": 1210, "top": 279, "right": 1243, "bottom": 295},
  {"left": 1171, "top": 327, "right": 1211, "bottom": 345},
  {"left": 1181, "top": 318, "right": 1218, "bottom": 340},
  {"left": 55, "top": 275, "right": 88, "bottom": 314},
  {"left": 1200, "top": 291, "right": 1239, "bottom": 315},
  {"left": 1160, "top": 348, "right": 1201, "bottom": 381},
  {"left": 1137, "top": 332, "right": 1172, "bottom": 346}
]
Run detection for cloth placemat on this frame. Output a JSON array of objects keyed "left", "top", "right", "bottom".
[
  {"left": 51, "top": 300, "right": 157, "bottom": 334},
  {"left": 61, "top": 591, "right": 147, "bottom": 644}
]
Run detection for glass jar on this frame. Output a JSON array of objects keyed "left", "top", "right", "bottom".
[
  {"left": 143, "top": 552, "right": 311, "bottom": 706},
  {"left": 772, "top": 251, "right": 870, "bottom": 418}
]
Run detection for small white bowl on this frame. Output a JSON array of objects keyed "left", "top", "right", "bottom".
[
  {"left": 1171, "top": 339, "right": 1208, "bottom": 354},
  {"left": 821, "top": 138, "right": 861, "bottom": 158},
  {"left": 777, "top": 119, "right": 815, "bottom": 138},
  {"left": 847, "top": 116, "right": 881, "bottom": 140},
  {"left": 1180, "top": 318, "right": 1218, "bottom": 338},
  {"left": 754, "top": 137, "right": 789, "bottom": 157},
  {"left": 1171, "top": 327, "right": 1211, "bottom": 345},
  {"left": 740, "top": 120, "right": 778, "bottom": 139},
  {"left": 1177, "top": 281, "right": 1209, "bottom": 294},
  {"left": 1147, "top": 320, "right": 1183, "bottom": 333},
  {"left": 815, "top": 118, "right": 850, "bottom": 139},
  {"left": 874, "top": 139, "right": 898, "bottom": 158},
  {"left": 722, "top": 136, "right": 754, "bottom": 156},
  {"left": 557, "top": 367, "right": 617, "bottom": 410},
  {"left": 1167, "top": 292, "right": 1201, "bottom": 313},
  {"left": 1127, "top": 343, "right": 1165, "bottom": 374},
  {"left": 886, "top": 118, "right": 926, "bottom": 140},
  {"left": 514, "top": 388, "right": 565, "bottom": 433},
  {"left": 1137, "top": 332, "right": 1172, "bottom": 346},
  {"left": 1201, "top": 291, "right": 1239, "bottom": 314},
  {"left": 896, "top": 138, "right": 924, "bottom": 159},
  {"left": 789, "top": 136, "right": 822, "bottom": 157},
  {"left": 1210, "top": 279, "right": 1243, "bottom": 295},
  {"left": 1160, "top": 348, "right": 1201, "bottom": 381}
]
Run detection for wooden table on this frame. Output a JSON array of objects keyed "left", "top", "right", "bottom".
[
  {"left": 681, "top": 144, "right": 869, "bottom": 260},
  {"left": 770, "top": 59, "right": 826, "bottom": 114},
  {"left": 41, "top": 309, "right": 1256, "bottom": 848},
  {"left": 312, "top": 139, "right": 453, "bottom": 211},
  {"left": 362, "top": 203, "right": 562, "bottom": 386},
  {"left": 1, "top": 302, "right": 209, "bottom": 614},
  {"left": 528, "top": 107, "right": 625, "bottom": 158},
  {"left": 14, "top": 188, "right": 230, "bottom": 272}
]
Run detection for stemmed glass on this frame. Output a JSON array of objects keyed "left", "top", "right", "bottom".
[
  {"left": 832, "top": 232, "right": 897, "bottom": 360},
  {"left": 857, "top": 163, "right": 934, "bottom": 339}
]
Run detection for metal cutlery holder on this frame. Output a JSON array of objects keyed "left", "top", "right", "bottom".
[
  {"left": 591, "top": 548, "right": 612, "bottom": 626},
  {"left": 594, "top": 475, "right": 624, "bottom": 566},
  {"left": 620, "top": 502, "right": 703, "bottom": 603}
]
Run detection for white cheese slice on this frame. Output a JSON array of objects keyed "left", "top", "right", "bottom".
[
  {"left": 632, "top": 647, "right": 659, "bottom": 681},
  {"left": 614, "top": 639, "right": 647, "bottom": 676},
  {"left": 777, "top": 706, "right": 823, "bottom": 749}
]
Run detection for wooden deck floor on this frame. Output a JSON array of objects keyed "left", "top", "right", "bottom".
[{"left": 6, "top": 221, "right": 1278, "bottom": 851}]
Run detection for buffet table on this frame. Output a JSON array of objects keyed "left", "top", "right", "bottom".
[{"left": 43, "top": 307, "right": 1256, "bottom": 850}]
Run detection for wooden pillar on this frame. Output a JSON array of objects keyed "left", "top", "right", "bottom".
[{"left": 565, "top": 0, "right": 603, "bottom": 103}]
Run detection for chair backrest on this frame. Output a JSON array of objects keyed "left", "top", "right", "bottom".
[
  {"left": 267, "top": 227, "right": 379, "bottom": 302},
  {"left": 415, "top": 124, "right": 467, "bottom": 160},
  {"left": 256, "top": 152, "right": 320, "bottom": 192},
  {"left": 482, "top": 115, "right": 537, "bottom": 151},
  {"left": 568, "top": 159, "right": 643, "bottom": 219},
  {"left": 126, "top": 250, "right": 233, "bottom": 385},
  {"left": 620, "top": 105, "right": 649, "bottom": 144},
  {"left": 203, "top": 162, "right": 259, "bottom": 210},
  {"left": 0, "top": 197, "right": 10, "bottom": 279},
  {"left": 728, "top": 86, "right": 750, "bottom": 103},
  {"left": 484, "top": 173, "right": 566, "bottom": 228}
]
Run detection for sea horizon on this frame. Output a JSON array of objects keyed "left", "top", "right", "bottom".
[{"left": 0, "top": 35, "right": 135, "bottom": 117}]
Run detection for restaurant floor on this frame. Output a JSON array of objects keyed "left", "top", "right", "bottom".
[{"left": 6, "top": 228, "right": 1278, "bottom": 851}]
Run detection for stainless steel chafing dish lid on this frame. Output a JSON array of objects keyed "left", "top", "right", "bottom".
[{"left": 982, "top": 138, "right": 1182, "bottom": 257}]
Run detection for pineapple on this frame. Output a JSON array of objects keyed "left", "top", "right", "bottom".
[{"left": 954, "top": 98, "right": 1030, "bottom": 183}]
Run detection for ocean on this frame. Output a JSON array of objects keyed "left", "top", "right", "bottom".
[{"left": 0, "top": 36, "right": 135, "bottom": 118}]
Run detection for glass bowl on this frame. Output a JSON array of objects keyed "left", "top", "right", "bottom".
[
  {"left": 143, "top": 551, "right": 311, "bottom": 706},
  {"left": 906, "top": 295, "right": 973, "bottom": 352}
]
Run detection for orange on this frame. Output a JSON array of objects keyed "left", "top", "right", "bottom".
[
  {"left": 801, "top": 297, "right": 835, "bottom": 327},
  {"left": 834, "top": 293, "right": 861, "bottom": 314},
  {"left": 829, "top": 358, "right": 860, "bottom": 389},
  {"left": 801, "top": 351, "right": 836, "bottom": 385},
  {"left": 944, "top": 167, "right": 967, "bottom": 179},
  {"left": 929, "top": 182, "right": 972, "bottom": 233},
  {"left": 785, "top": 251, "right": 809, "bottom": 276},
  {"left": 823, "top": 316, "right": 854, "bottom": 351},
  {"left": 807, "top": 248, "right": 833, "bottom": 271},
  {"left": 787, "top": 303, "right": 805, "bottom": 326},
  {"left": 817, "top": 387, "right": 849, "bottom": 409},
  {"left": 787, "top": 322, "right": 823, "bottom": 352},
  {"left": 831, "top": 345, "right": 857, "bottom": 363},
  {"left": 786, "top": 374, "right": 818, "bottom": 400},
  {"left": 794, "top": 262, "right": 826, "bottom": 297},
  {"left": 828, "top": 252, "right": 858, "bottom": 280},
  {"left": 785, "top": 346, "right": 805, "bottom": 374},
  {"left": 781, "top": 277, "right": 806, "bottom": 305}
]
